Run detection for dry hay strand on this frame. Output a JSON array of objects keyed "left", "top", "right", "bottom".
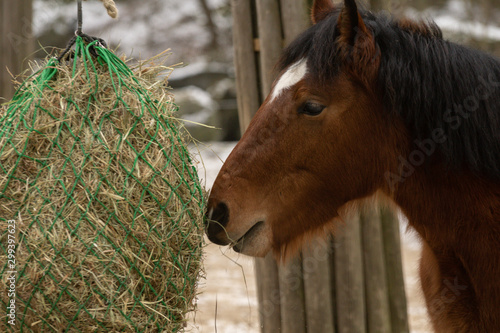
[{"left": 0, "top": 39, "right": 205, "bottom": 332}]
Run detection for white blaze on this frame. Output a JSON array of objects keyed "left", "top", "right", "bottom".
[{"left": 270, "top": 58, "right": 308, "bottom": 102}]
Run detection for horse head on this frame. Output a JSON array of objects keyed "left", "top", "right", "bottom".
[{"left": 206, "top": 0, "right": 408, "bottom": 259}]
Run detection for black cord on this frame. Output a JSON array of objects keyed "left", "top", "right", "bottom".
[
  {"left": 77, "top": 0, "right": 83, "bottom": 35},
  {"left": 57, "top": 0, "right": 108, "bottom": 62},
  {"left": 57, "top": 36, "right": 77, "bottom": 62}
]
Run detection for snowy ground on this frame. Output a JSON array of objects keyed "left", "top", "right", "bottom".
[{"left": 187, "top": 142, "right": 430, "bottom": 333}]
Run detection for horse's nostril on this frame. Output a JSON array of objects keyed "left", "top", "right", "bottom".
[
  {"left": 208, "top": 202, "right": 229, "bottom": 227},
  {"left": 205, "top": 202, "right": 230, "bottom": 245}
]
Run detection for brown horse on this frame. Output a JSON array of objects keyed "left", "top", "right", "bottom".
[{"left": 205, "top": 0, "right": 500, "bottom": 331}]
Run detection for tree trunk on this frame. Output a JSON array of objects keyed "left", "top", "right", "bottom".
[
  {"left": 0, "top": 0, "right": 34, "bottom": 101},
  {"left": 198, "top": 0, "right": 219, "bottom": 50}
]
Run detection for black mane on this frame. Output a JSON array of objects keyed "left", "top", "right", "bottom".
[{"left": 278, "top": 9, "right": 500, "bottom": 181}]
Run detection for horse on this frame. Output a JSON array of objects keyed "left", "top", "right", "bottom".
[{"left": 205, "top": 0, "right": 500, "bottom": 331}]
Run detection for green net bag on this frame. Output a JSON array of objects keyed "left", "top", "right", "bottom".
[{"left": 0, "top": 37, "right": 205, "bottom": 332}]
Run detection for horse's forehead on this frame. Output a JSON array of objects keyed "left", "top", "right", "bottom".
[{"left": 270, "top": 58, "right": 308, "bottom": 102}]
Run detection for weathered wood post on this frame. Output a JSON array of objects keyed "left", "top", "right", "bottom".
[
  {"left": 231, "top": 1, "right": 409, "bottom": 332},
  {"left": 0, "top": 0, "right": 34, "bottom": 100}
]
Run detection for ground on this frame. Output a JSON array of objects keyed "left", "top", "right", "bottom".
[{"left": 186, "top": 142, "right": 430, "bottom": 333}]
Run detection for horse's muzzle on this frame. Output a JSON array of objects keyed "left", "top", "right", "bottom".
[{"left": 205, "top": 201, "right": 231, "bottom": 245}]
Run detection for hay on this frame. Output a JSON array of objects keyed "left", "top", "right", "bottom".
[{"left": 0, "top": 38, "right": 205, "bottom": 332}]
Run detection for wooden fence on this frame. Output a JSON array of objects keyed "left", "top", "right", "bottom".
[
  {"left": 230, "top": 0, "right": 409, "bottom": 332},
  {"left": 0, "top": 0, "right": 34, "bottom": 101}
]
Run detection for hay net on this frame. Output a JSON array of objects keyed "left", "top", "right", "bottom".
[{"left": 0, "top": 37, "right": 205, "bottom": 332}]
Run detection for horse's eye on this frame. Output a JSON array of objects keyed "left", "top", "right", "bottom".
[{"left": 299, "top": 102, "right": 326, "bottom": 116}]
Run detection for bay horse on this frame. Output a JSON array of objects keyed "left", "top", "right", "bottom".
[{"left": 205, "top": 0, "right": 500, "bottom": 331}]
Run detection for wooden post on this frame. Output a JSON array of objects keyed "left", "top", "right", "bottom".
[
  {"left": 303, "top": 236, "right": 336, "bottom": 332},
  {"left": 256, "top": 0, "right": 283, "bottom": 96},
  {"left": 381, "top": 208, "right": 410, "bottom": 333},
  {"left": 361, "top": 207, "right": 392, "bottom": 333},
  {"left": 280, "top": 0, "right": 310, "bottom": 46},
  {"left": 255, "top": 254, "right": 281, "bottom": 332},
  {"left": 231, "top": 0, "right": 261, "bottom": 132},
  {"left": 334, "top": 214, "right": 366, "bottom": 333},
  {"left": 0, "top": 0, "right": 34, "bottom": 101},
  {"left": 368, "top": 0, "right": 390, "bottom": 12},
  {"left": 279, "top": 256, "right": 307, "bottom": 333}
]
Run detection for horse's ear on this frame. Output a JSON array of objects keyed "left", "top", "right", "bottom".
[
  {"left": 337, "top": 0, "right": 369, "bottom": 45},
  {"left": 337, "top": 0, "right": 379, "bottom": 83},
  {"left": 311, "top": 0, "right": 335, "bottom": 24}
]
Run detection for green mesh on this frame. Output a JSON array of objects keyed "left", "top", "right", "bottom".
[{"left": 0, "top": 37, "right": 205, "bottom": 332}]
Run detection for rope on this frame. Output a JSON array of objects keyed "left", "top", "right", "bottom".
[
  {"left": 77, "top": 0, "right": 83, "bottom": 34},
  {"left": 98, "top": 0, "right": 118, "bottom": 18},
  {"left": 82, "top": 0, "right": 118, "bottom": 19}
]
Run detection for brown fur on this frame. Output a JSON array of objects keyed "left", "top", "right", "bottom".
[
  {"left": 311, "top": 0, "right": 335, "bottom": 24},
  {"left": 397, "top": 18, "right": 442, "bottom": 38},
  {"left": 396, "top": 164, "right": 500, "bottom": 332}
]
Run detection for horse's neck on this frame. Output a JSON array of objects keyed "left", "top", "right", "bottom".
[
  {"left": 393, "top": 167, "right": 500, "bottom": 324},
  {"left": 394, "top": 168, "right": 500, "bottom": 248}
]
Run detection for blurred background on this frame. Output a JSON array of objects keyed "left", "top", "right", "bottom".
[
  {"left": 1, "top": 0, "right": 500, "bottom": 143},
  {"left": 1, "top": 1, "right": 499, "bottom": 332}
]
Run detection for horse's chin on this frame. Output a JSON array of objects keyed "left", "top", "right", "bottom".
[{"left": 232, "top": 221, "right": 272, "bottom": 257}]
